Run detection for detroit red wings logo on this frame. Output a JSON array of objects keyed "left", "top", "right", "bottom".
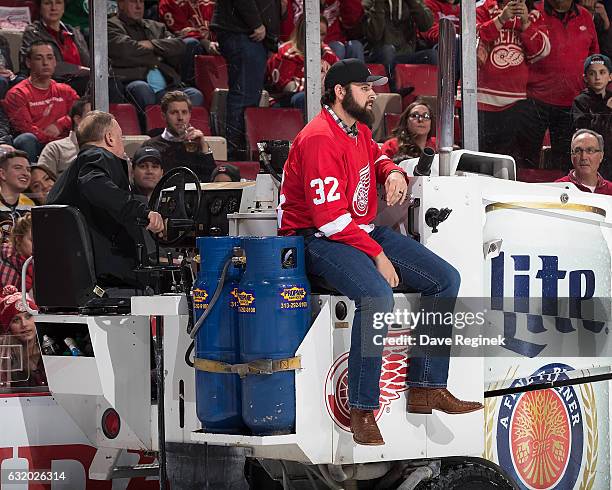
[
  {"left": 325, "top": 328, "right": 410, "bottom": 431},
  {"left": 352, "top": 164, "right": 370, "bottom": 217}
]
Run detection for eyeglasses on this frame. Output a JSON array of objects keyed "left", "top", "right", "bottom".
[
  {"left": 408, "top": 112, "right": 431, "bottom": 121},
  {"left": 571, "top": 147, "right": 602, "bottom": 155}
]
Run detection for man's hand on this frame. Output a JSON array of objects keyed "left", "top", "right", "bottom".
[
  {"left": 206, "top": 41, "right": 220, "bottom": 55},
  {"left": 146, "top": 211, "right": 165, "bottom": 234},
  {"left": 250, "top": 24, "right": 266, "bottom": 42},
  {"left": 374, "top": 252, "right": 399, "bottom": 288},
  {"left": 582, "top": 0, "right": 596, "bottom": 12},
  {"left": 138, "top": 40, "right": 155, "bottom": 50},
  {"left": 177, "top": 27, "right": 194, "bottom": 38},
  {"left": 595, "top": 2, "right": 610, "bottom": 29},
  {"left": 0, "top": 68, "right": 14, "bottom": 79},
  {"left": 43, "top": 124, "right": 61, "bottom": 138},
  {"left": 185, "top": 126, "right": 211, "bottom": 152},
  {"left": 384, "top": 171, "right": 408, "bottom": 206}
]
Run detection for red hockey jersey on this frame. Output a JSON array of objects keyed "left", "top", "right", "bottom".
[
  {"left": 476, "top": 0, "right": 550, "bottom": 111},
  {"left": 527, "top": 2, "right": 598, "bottom": 107},
  {"left": 321, "top": 0, "right": 364, "bottom": 43},
  {"left": 278, "top": 109, "right": 406, "bottom": 258},
  {"left": 420, "top": 0, "right": 460, "bottom": 46},
  {"left": 3, "top": 79, "right": 78, "bottom": 144},
  {"left": 159, "top": 0, "right": 215, "bottom": 41},
  {"left": 266, "top": 42, "right": 339, "bottom": 96}
]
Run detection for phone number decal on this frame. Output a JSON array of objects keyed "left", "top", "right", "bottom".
[{"left": 2, "top": 470, "right": 66, "bottom": 484}]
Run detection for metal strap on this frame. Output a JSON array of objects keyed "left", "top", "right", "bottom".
[{"left": 193, "top": 356, "right": 302, "bottom": 378}]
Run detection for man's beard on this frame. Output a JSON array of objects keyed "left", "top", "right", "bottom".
[{"left": 342, "top": 89, "right": 374, "bottom": 126}]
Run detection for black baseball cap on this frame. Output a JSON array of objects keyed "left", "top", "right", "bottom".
[
  {"left": 133, "top": 146, "right": 162, "bottom": 166},
  {"left": 584, "top": 54, "right": 612, "bottom": 74},
  {"left": 324, "top": 58, "right": 388, "bottom": 90}
]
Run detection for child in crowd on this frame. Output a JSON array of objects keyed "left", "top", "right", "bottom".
[
  {"left": 571, "top": 54, "right": 612, "bottom": 179},
  {"left": 0, "top": 285, "right": 44, "bottom": 388}
]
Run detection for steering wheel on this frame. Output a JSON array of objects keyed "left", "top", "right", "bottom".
[{"left": 148, "top": 166, "right": 202, "bottom": 246}]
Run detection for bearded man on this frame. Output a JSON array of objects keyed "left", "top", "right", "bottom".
[{"left": 278, "top": 59, "right": 482, "bottom": 446}]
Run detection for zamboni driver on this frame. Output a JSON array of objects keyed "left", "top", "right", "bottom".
[{"left": 278, "top": 59, "right": 483, "bottom": 446}]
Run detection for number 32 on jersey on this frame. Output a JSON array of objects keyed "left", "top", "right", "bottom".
[{"left": 310, "top": 177, "right": 340, "bottom": 205}]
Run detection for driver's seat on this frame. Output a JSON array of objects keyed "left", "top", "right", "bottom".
[{"left": 32, "top": 206, "right": 100, "bottom": 312}]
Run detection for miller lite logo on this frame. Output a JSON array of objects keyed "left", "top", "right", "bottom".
[
  {"left": 352, "top": 164, "right": 370, "bottom": 217},
  {"left": 497, "top": 363, "right": 588, "bottom": 490},
  {"left": 324, "top": 327, "right": 410, "bottom": 431}
]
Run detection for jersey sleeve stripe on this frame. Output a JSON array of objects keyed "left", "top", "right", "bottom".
[{"left": 318, "top": 213, "right": 352, "bottom": 236}]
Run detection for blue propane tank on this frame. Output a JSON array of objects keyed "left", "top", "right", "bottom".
[
  {"left": 238, "top": 236, "right": 310, "bottom": 435},
  {"left": 194, "top": 236, "right": 246, "bottom": 434}
]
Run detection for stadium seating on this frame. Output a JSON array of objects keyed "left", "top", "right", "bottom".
[
  {"left": 144, "top": 105, "right": 211, "bottom": 136},
  {"left": 394, "top": 64, "right": 438, "bottom": 108},
  {"left": 383, "top": 113, "right": 401, "bottom": 141},
  {"left": 367, "top": 64, "right": 390, "bottom": 94},
  {"left": 109, "top": 103, "right": 141, "bottom": 136},
  {"left": 194, "top": 55, "right": 228, "bottom": 111},
  {"left": 517, "top": 168, "right": 565, "bottom": 183},
  {"left": 244, "top": 108, "right": 304, "bottom": 160}
]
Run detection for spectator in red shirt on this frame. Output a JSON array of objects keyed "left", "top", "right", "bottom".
[
  {"left": 0, "top": 213, "right": 33, "bottom": 294},
  {"left": 266, "top": 15, "right": 339, "bottom": 111},
  {"left": 0, "top": 286, "right": 44, "bottom": 388},
  {"left": 321, "top": 0, "right": 365, "bottom": 61},
  {"left": 476, "top": 0, "right": 550, "bottom": 154},
  {"left": 555, "top": 129, "right": 612, "bottom": 193},
  {"left": 3, "top": 41, "right": 78, "bottom": 163},
  {"left": 381, "top": 100, "right": 437, "bottom": 162},
  {"left": 514, "top": 0, "right": 599, "bottom": 169},
  {"left": 19, "top": 0, "right": 90, "bottom": 95},
  {"left": 420, "top": 0, "right": 461, "bottom": 47},
  {"left": 159, "top": 0, "right": 220, "bottom": 55}
]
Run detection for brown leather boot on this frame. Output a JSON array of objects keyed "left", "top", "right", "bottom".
[
  {"left": 350, "top": 408, "right": 385, "bottom": 446},
  {"left": 407, "top": 387, "right": 484, "bottom": 414}
]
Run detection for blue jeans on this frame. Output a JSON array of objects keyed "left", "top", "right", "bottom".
[
  {"left": 181, "top": 37, "right": 205, "bottom": 85},
  {"left": 125, "top": 81, "right": 204, "bottom": 132},
  {"left": 304, "top": 226, "right": 460, "bottom": 410},
  {"left": 329, "top": 40, "right": 365, "bottom": 62},
  {"left": 216, "top": 30, "right": 267, "bottom": 159},
  {"left": 13, "top": 133, "right": 43, "bottom": 162}
]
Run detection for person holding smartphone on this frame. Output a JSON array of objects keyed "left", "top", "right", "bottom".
[{"left": 475, "top": 0, "right": 550, "bottom": 155}]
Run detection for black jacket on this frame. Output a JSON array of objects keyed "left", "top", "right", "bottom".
[
  {"left": 571, "top": 87, "right": 612, "bottom": 180},
  {"left": 211, "top": 0, "right": 281, "bottom": 39},
  {"left": 46, "top": 145, "right": 150, "bottom": 288},
  {"left": 108, "top": 13, "right": 185, "bottom": 84}
]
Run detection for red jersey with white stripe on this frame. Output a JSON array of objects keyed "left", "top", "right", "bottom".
[
  {"left": 159, "top": 0, "right": 215, "bottom": 41},
  {"left": 278, "top": 109, "right": 406, "bottom": 258},
  {"left": 476, "top": 0, "right": 550, "bottom": 111}
]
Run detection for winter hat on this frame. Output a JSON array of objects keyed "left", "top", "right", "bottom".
[
  {"left": 0, "top": 285, "right": 37, "bottom": 332},
  {"left": 583, "top": 54, "right": 612, "bottom": 75},
  {"left": 210, "top": 164, "right": 241, "bottom": 182}
]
